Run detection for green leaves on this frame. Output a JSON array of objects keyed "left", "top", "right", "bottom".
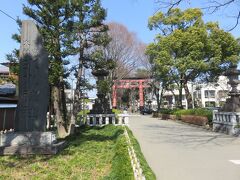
[
  {"left": 147, "top": 8, "right": 240, "bottom": 108},
  {"left": 147, "top": 8, "right": 240, "bottom": 85},
  {"left": 148, "top": 8, "right": 203, "bottom": 35}
]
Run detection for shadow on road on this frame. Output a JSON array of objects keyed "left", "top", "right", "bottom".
[{"left": 131, "top": 117, "right": 240, "bottom": 149}]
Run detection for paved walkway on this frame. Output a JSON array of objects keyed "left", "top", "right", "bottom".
[{"left": 128, "top": 115, "right": 240, "bottom": 180}]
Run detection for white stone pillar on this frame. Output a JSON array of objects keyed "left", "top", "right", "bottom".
[
  {"left": 93, "top": 116, "right": 96, "bottom": 126},
  {"left": 87, "top": 116, "right": 90, "bottom": 125},
  {"left": 106, "top": 116, "right": 109, "bottom": 125},
  {"left": 112, "top": 116, "right": 116, "bottom": 125},
  {"left": 118, "top": 116, "right": 122, "bottom": 125},
  {"left": 125, "top": 116, "right": 129, "bottom": 125},
  {"left": 99, "top": 115, "right": 102, "bottom": 125}
]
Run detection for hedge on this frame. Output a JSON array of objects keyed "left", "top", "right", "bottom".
[
  {"left": 173, "top": 108, "right": 213, "bottom": 124},
  {"left": 154, "top": 108, "right": 213, "bottom": 125}
]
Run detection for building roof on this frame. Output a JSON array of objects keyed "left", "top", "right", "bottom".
[
  {"left": 0, "top": 65, "right": 9, "bottom": 73},
  {"left": 0, "top": 83, "right": 16, "bottom": 95}
]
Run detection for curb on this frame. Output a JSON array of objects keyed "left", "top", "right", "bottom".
[{"left": 124, "top": 127, "right": 145, "bottom": 180}]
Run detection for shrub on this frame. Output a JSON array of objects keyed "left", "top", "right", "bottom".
[
  {"left": 112, "top": 109, "right": 122, "bottom": 115},
  {"left": 173, "top": 108, "right": 213, "bottom": 124},
  {"left": 159, "top": 108, "right": 179, "bottom": 115},
  {"left": 77, "top": 110, "right": 90, "bottom": 124}
]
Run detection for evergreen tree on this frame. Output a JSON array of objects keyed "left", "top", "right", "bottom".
[
  {"left": 23, "top": 0, "right": 72, "bottom": 137},
  {"left": 66, "top": 0, "right": 110, "bottom": 121}
]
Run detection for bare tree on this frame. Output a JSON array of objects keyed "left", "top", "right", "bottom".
[
  {"left": 104, "top": 22, "right": 143, "bottom": 80},
  {"left": 136, "top": 43, "right": 152, "bottom": 74}
]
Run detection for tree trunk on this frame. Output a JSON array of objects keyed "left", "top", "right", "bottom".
[
  {"left": 178, "top": 81, "right": 183, "bottom": 109},
  {"left": 72, "top": 62, "right": 84, "bottom": 123},
  {"left": 153, "top": 85, "right": 161, "bottom": 112},
  {"left": 52, "top": 86, "right": 67, "bottom": 138},
  {"left": 183, "top": 81, "right": 193, "bottom": 109}
]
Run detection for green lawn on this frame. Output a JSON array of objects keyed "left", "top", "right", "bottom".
[
  {"left": 0, "top": 125, "right": 155, "bottom": 180},
  {"left": 0, "top": 126, "right": 133, "bottom": 180}
]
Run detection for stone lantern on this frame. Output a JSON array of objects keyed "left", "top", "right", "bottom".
[
  {"left": 89, "top": 69, "right": 113, "bottom": 114},
  {"left": 221, "top": 64, "right": 240, "bottom": 112},
  {"left": 213, "top": 64, "right": 240, "bottom": 135}
]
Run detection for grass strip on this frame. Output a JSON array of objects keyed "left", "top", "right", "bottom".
[
  {"left": 104, "top": 133, "right": 134, "bottom": 180},
  {"left": 0, "top": 125, "right": 130, "bottom": 180},
  {"left": 126, "top": 127, "right": 156, "bottom": 180}
]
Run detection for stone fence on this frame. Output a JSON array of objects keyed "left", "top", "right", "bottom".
[
  {"left": 86, "top": 114, "right": 129, "bottom": 126},
  {"left": 213, "top": 111, "right": 240, "bottom": 135}
]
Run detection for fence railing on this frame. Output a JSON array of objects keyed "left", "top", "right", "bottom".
[
  {"left": 86, "top": 114, "right": 129, "bottom": 126},
  {"left": 213, "top": 111, "right": 240, "bottom": 135},
  {"left": 213, "top": 111, "right": 240, "bottom": 125}
]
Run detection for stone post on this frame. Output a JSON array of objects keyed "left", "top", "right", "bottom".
[
  {"left": 106, "top": 117, "right": 109, "bottom": 125},
  {"left": 15, "top": 20, "right": 49, "bottom": 132}
]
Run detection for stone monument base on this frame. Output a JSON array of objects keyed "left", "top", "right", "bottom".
[
  {"left": 0, "top": 132, "right": 66, "bottom": 155},
  {"left": 213, "top": 111, "right": 240, "bottom": 136}
]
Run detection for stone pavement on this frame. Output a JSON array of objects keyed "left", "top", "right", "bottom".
[{"left": 128, "top": 115, "right": 240, "bottom": 180}]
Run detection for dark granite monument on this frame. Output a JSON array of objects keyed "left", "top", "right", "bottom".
[
  {"left": 0, "top": 20, "right": 65, "bottom": 155},
  {"left": 15, "top": 20, "right": 49, "bottom": 131}
]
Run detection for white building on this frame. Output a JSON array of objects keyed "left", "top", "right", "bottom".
[
  {"left": 161, "top": 76, "right": 230, "bottom": 109},
  {"left": 65, "top": 89, "right": 95, "bottom": 112}
]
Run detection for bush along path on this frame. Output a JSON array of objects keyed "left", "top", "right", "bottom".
[
  {"left": 0, "top": 125, "right": 155, "bottom": 180},
  {"left": 126, "top": 127, "right": 156, "bottom": 180},
  {"left": 154, "top": 108, "right": 213, "bottom": 127},
  {"left": 124, "top": 127, "right": 146, "bottom": 180}
]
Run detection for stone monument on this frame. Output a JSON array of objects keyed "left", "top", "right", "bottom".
[
  {"left": 213, "top": 64, "right": 240, "bottom": 135},
  {"left": 16, "top": 20, "right": 49, "bottom": 131},
  {"left": 0, "top": 20, "right": 64, "bottom": 155}
]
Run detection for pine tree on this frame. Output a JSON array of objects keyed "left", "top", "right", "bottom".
[
  {"left": 66, "top": 0, "right": 110, "bottom": 121},
  {"left": 23, "top": 0, "right": 72, "bottom": 137}
]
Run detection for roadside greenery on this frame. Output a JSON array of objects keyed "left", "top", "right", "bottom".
[
  {"left": 105, "top": 133, "right": 134, "bottom": 179},
  {"left": 0, "top": 126, "right": 134, "bottom": 179},
  {"left": 0, "top": 125, "right": 155, "bottom": 179},
  {"left": 157, "top": 108, "right": 213, "bottom": 124},
  {"left": 112, "top": 109, "right": 122, "bottom": 115},
  {"left": 158, "top": 108, "right": 180, "bottom": 115},
  {"left": 173, "top": 108, "right": 213, "bottom": 123},
  {"left": 126, "top": 127, "right": 156, "bottom": 180}
]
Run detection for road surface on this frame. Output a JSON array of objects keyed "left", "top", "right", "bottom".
[{"left": 129, "top": 115, "right": 240, "bottom": 180}]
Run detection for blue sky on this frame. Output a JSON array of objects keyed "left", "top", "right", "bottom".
[{"left": 0, "top": 0, "right": 239, "bottom": 63}]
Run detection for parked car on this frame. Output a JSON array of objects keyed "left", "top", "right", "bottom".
[{"left": 141, "top": 107, "right": 153, "bottom": 115}]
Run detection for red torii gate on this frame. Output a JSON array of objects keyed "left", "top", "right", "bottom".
[{"left": 112, "top": 78, "right": 151, "bottom": 110}]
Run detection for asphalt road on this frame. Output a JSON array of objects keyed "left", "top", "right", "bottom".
[{"left": 128, "top": 115, "right": 240, "bottom": 180}]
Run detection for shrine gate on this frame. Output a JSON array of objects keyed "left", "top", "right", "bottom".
[{"left": 112, "top": 78, "right": 151, "bottom": 110}]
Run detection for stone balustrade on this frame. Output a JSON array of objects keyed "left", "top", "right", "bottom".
[
  {"left": 86, "top": 114, "right": 129, "bottom": 126},
  {"left": 213, "top": 111, "right": 240, "bottom": 135}
]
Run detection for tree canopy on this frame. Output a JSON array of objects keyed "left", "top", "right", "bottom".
[{"left": 146, "top": 8, "right": 240, "bottom": 109}]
